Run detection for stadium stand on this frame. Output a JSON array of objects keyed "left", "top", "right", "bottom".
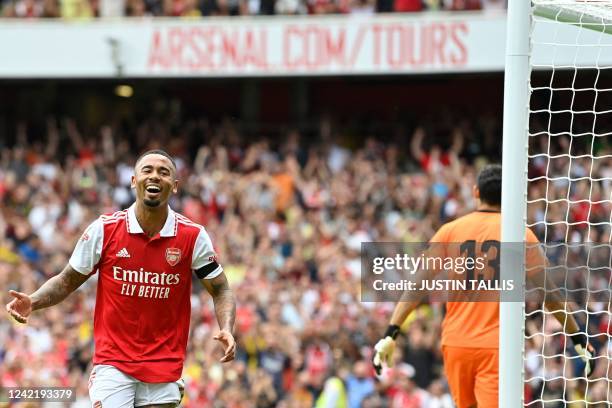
[
  {"left": 0, "top": 103, "right": 608, "bottom": 406},
  {"left": 0, "top": 0, "right": 506, "bottom": 18}
]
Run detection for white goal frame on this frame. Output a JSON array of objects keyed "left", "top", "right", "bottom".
[
  {"left": 500, "top": 0, "right": 531, "bottom": 406},
  {"left": 501, "top": 1, "right": 611, "bottom": 406}
]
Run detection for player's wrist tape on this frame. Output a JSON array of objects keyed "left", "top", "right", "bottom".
[
  {"left": 384, "top": 325, "right": 400, "bottom": 340},
  {"left": 195, "top": 262, "right": 220, "bottom": 279},
  {"left": 569, "top": 333, "right": 587, "bottom": 347}
]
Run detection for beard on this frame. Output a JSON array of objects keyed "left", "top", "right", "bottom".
[{"left": 143, "top": 198, "right": 161, "bottom": 207}]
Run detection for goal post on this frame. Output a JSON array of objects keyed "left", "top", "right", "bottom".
[
  {"left": 502, "top": 1, "right": 612, "bottom": 406},
  {"left": 500, "top": 0, "right": 531, "bottom": 406}
]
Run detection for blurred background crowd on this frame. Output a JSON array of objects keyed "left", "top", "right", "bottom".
[
  {"left": 523, "top": 81, "right": 612, "bottom": 407},
  {"left": 0, "top": 0, "right": 507, "bottom": 18},
  {"left": 0, "top": 92, "right": 610, "bottom": 407}
]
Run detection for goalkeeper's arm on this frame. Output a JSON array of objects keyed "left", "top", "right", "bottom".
[
  {"left": 544, "top": 299, "right": 597, "bottom": 377},
  {"left": 372, "top": 301, "right": 420, "bottom": 376},
  {"left": 372, "top": 248, "right": 439, "bottom": 376},
  {"left": 528, "top": 241, "right": 597, "bottom": 378}
]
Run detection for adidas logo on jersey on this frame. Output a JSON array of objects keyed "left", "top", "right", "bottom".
[{"left": 116, "top": 248, "right": 131, "bottom": 258}]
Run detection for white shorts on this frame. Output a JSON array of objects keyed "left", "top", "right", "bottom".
[{"left": 88, "top": 364, "right": 184, "bottom": 407}]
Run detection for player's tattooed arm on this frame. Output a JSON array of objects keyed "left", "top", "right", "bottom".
[
  {"left": 31, "top": 265, "right": 90, "bottom": 311},
  {"left": 7, "top": 264, "right": 89, "bottom": 323},
  {"left": 202, "top": 272, "right": 236, "bottom": 363},
  {"left": 202, "top": 272, "right": 236, "bottom": 333}
]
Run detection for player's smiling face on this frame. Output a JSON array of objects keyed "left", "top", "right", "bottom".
[{"left": 131, "top": 154, "right": 178, "bottom": 208}]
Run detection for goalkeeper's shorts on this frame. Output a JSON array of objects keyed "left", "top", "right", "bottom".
[
  {"left": 442, "top": 345, "right": 499, "bottom": 408},
  {"left": 89, "top": 364, "right": 185, "bottom": 407}
]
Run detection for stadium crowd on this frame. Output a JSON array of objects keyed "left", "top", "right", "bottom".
[
  {"left": 0, "top": 0, "right": 506, "bottom": 18},
  {"left": 524, "top": 115, "right": 612, "bottom": 407},
  {"left": 0, "top": 110, "right": 609, "bottom": 407}
]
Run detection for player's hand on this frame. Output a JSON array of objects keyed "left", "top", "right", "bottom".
[
  {"left": 213, "top": 330, "right": 236, "bottom": 363},
  {"left": 570, "top": 333, "right": 596, "bottom": 377},
  {"left": 372, "top": 336, "right": 396, "bottom": 376},
  {"left": 6, "top": 290, "right": 32, "bottom": 324}
]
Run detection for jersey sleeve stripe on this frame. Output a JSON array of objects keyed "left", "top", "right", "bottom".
[
  {"left": 176, "top": 219, "right": 200, "bottom": 228},
  {"left": 100, "top": 214, "right": 127, "bottom": 221},
  {"left": 174, "top": 214, "right": 197, "bottom": 224},
  {"left": 101, "top": 215, "right": 126, "bottom": 224},
  {"left": 101, "top": 214, "right": 126, "bottom": 219},
  {"left": 100, "top": 210, "right": 128, "bottom": 218}
]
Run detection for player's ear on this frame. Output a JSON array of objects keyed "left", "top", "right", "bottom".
[
  {"left": 473, "top": 185, "right": 480, "bottom": 200},
  {"left": 172, "top": 179, "right": 178, "bottom": 194},
  {"left": 131, "top": 175, "right": 136, "bottom": 190}
]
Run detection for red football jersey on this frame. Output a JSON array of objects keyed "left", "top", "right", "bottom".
[{"left": 69, "top": 204, "right": 221, "bottom": 382}]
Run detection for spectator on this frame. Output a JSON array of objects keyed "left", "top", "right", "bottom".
[
  {"left": 0, "top": 109, "right": 607, "bottom": 407},
  {"left": 393, "top": 0, "right": 421, "bottom": 12},
  {"left": 345, "top": 360, "right": 375, "bottom": 408},
  {"left": 60, "top": 0, "right": 95, "bottom": 18},
  {"left": 426, "top": 380, "right": 454, "bottom": 408},
  {"left": 274, "top": 0, "right": 304, "bottom": 14},
  {"left": 14, "top": 0, "right": 43, "bottom": 17},
  {"left": 99, "top": 0, "right": 124, "bottom": 16},
  {"left": 1, "top": 0, "right": 507, "bottom": 16},
  {"left": 481, "top": 0, "right": 504, "bottom": 10},
  {"left": 443, "top": 0, "right": 480, "bottom": 9},
  {"left": 348, "top": 0, "right": 373, "bottom": 14}
]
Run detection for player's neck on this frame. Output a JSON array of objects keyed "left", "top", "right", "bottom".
[
  {"left": 135, "top": 201, "right": 168, "bottom": 237},
  {"left": 477, "top": 203, "right": 501, "bottom": 213}
]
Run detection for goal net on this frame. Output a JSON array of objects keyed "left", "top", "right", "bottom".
[{"left": 526, "top": 1, "right": 612, "bottom": 405}]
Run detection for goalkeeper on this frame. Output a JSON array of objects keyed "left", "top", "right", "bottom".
[{"left": 372, "top": 164, "right": 596, "bottom": 408}]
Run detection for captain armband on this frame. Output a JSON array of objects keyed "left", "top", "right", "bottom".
[{"left": 195, "top": 262, "right": 220, "bottom": 279}]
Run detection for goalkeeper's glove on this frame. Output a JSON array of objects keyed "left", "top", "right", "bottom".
[
  {"left": 570, "top": 333, "right": 596, "bottom": 377},
  {"left": 372, "top": 325, "right": 400, "bottom": 376}
]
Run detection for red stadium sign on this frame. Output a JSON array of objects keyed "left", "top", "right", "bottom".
[
  {"left": 147, "top": 21, "right": 469, "bottom": 74},
  {"left": 14, "top": 13, "right": 602, "bottom": 77},
  {"left": 2, "top": 14, "right": 611, "bottom": 78}
]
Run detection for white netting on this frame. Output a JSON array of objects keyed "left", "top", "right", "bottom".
[
  {"left": 526, "top": 1, "right": 612, "bottom": 406},
  {"left": 534, "top": 0, "right": 612, "bottom": 32}
]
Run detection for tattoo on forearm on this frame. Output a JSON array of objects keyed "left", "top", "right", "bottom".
[
  {"left": 31, "top": 266, "right": 89, "bottom": 311},
  {"left": 208, "top": 278, "right": 236, "bottom": 333}
]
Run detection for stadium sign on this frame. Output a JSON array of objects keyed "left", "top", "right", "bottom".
[
  {"left": 146, "top": 19, "right": 474, "bottom": 74},
  {"left": 0, "top": 12, "right": 609, "bottom": 77}
]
